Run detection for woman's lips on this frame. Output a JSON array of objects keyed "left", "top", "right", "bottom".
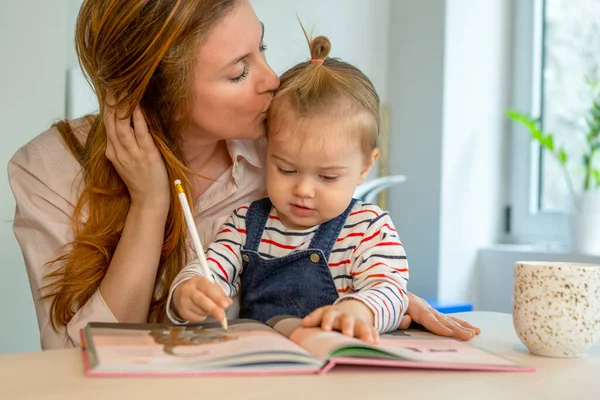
[{"left": 259, "top": 102, "right": 270, "bottom": 118}]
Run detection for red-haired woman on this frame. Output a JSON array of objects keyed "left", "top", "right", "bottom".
[{"left": 8, "top": 0, "right": 479, "bottom": 349}]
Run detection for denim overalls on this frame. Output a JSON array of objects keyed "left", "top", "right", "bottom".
[{"left": 239, "top": 197, "right": 357, "bottom": 323}]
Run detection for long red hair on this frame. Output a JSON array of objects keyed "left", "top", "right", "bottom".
[{"left": 44, "top": 0, "right": 236, "bottom": 329}]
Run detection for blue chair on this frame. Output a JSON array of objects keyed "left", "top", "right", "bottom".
[{"left": 423, "top": 298, "right": 473, "bottom": 314}]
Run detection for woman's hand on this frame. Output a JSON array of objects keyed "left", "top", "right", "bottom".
[
  {"left": 104, "top": 96, "right": 170, "bottom": 213},
  {"left": 399, "top": 292, "right": 481, "bottom": 341}
]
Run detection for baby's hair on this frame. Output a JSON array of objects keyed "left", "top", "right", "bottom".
[{"left": 267, "top": 21, "right": 381, "bottom": 156}]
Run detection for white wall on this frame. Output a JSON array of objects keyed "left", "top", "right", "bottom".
[
  {"left": 478, "top": 245, "right": 600, "bottom": 313},
  {"left": 66, "top": 0, "right": 84, "bottom": 69},
  {"left": 386, "top": 0, "right": 512, "bottom": 302},
  {"left": 386, "top": 0, "right": 447, "bottom": 298},
  {"left": 438, "top": 0, "right": 513, "bottom": 303},
  {"left": 251, "top": 0, "right": 391, "bottom": 104},
  {"left": 0, "top": 1, "right": 69, "bottom": 353}
]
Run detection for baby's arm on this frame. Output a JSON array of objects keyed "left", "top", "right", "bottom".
[
  {"left": 337, "top": 207, "right": 409, "bottom": 333},
  {"left": 166, "top": 206, "right": 248, "bottom": 323},
  {"left": 302, "top": 205, "right": 409, "bottom": 342},
  {"left": 203, "top": 207, "right": 248, "bottom": 297}
]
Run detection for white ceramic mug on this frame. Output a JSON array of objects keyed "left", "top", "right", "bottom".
[{"left": 513, "top": 261, "right": 600, "bottom": 358}]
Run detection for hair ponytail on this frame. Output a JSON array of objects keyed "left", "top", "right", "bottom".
[{"left": 267, "top": 21, "right": 381, "bottom": 154}]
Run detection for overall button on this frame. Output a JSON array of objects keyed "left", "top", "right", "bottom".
[
  {"left": 242, "top": 254, "right": 250, "bottom": 262},
  {"left": 310, "top": 253, "right": 321, "bottom": 263}
]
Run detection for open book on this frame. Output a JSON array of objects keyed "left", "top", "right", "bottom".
[{"left": 81, "top": 317, "right": 534, "bottom": 377}]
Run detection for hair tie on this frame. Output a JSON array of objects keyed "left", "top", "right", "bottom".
[{"left": 311, "top": 59, "right": 324, "bottom": 64}]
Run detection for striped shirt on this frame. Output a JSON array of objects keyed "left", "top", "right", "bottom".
[{"left": 169, "top": 200, "right": 409, "bottom": 333}]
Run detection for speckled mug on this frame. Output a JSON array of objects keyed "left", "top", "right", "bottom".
[{"left": 513, "top": 261, "right": 600, "bottom": 358}]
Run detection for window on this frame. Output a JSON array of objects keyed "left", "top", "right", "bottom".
[
  {"left": 509, "top": 0, "right": 600, "bottom": 245},
  {"left": 541, "top": 0, "right": 600, "bottom": 211}
]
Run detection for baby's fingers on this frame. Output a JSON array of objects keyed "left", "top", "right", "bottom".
[
  {"left": 340, "top": 314, "right": 355, "bottom": 337},
  {"left": 302, "top": 307, "right": 327, "bottom": 327},
  {"left": 355, "top": 321, "right": 379, "bottom": 344},
  {"left": 320, "top": 308, "right": 341, "bottom": 331},
  {"left": 190, "top": 290, "right": 226, "bottom": 323},
  {"left": 179, "top": 302, "right": 209, "bottom": 323},
  {"left": 194, "top": 277, "right": 232, "bottom": 310}
]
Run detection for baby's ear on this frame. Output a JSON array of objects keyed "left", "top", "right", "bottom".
[
  {"left": 358, "top": 148, "right": 380, "bottom": 183},
  {"left": 370, "top": 148, "right": 380, "bottom": 163}
]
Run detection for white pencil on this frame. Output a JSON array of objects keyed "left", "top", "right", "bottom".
[{"left": 174, "top": 179, "right": 228, "bottom": 330}]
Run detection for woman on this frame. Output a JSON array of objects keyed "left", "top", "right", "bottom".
[{"left": 8, "top": 0, "right": 479, "bottom": 349}]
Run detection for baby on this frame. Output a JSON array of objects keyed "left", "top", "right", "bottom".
[{"left": 168, "top": 32, "right": 409, "bottom": 344}]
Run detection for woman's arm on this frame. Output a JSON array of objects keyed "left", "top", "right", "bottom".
[
  {"left": 9, "top": 105, "right": 170, "bottom": 348},
  {"left": 98, "top": 203, "right": 167, "bottom": 322},
  {"left": 400, "top": 293, "right": 481, "bottom": 340},
  {"left": 99, "top": 103, "right": 171, "bottom": 322}
]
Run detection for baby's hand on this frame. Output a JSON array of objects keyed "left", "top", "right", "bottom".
[
  {"left": 302, "top": 302, "right": 379, "bottom": 344},
  {"left": 172, "top": 275, "right": 232, "bottom": 323}
]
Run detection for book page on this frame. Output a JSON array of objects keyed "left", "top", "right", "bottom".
[
  {"left": 288, "top": 327, "right": 379, "bottom": 360},
  {"left": 374, "top": 336, "right": 517, "bottom": 366},
  {"left": 283, "top": 327, "right": 517, "bottom": 367},
  {"left": 86, "top": 319, "right": 319, "bottom": 371},
  {"left": 267, "top": 315, "right": 305, "bottom": 338},
  {"left": 260, "top": 317, "right": 379, "bottom": 361}
]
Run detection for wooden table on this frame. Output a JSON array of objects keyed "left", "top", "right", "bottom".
[{"left": 0, "top": 312, "right": 598, "bottom": 399}]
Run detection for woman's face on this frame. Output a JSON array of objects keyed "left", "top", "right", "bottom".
[{"left": 187, "top": 0, "right": 279, "bottom": 143}]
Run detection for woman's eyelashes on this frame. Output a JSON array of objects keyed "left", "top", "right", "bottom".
[
  {"left": 231, "top": 43, "right": 268, "bottom": 83},
  {"left": 231, "top": 62, "right": 249, "bottom": 83}
]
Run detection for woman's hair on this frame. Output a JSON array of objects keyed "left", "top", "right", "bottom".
[
  {"left": 45, "top": 0, "right": 236, "bottom": 329},
  {"left": 267, "top": 24, "right": 381, "bottom": 156}
]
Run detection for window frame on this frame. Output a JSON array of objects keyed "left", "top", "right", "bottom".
[{"left": 508, "top": 0, "right": 570, "bottom": 245}]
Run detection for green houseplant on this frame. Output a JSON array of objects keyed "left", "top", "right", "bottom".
[
  {"left": 507, "top": 79, "right": 600, "bottom": 254},
  {"left": 507, "top": 79, "right": 600, "bottom": 203}
]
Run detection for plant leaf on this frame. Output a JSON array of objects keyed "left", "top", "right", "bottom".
[
  {"left": 583, "top": 154, "right": 591, "bottom": 167},
  {"left": 506, "top": 109, "right": 546, "bottom": 143},
  {"left": 507, "top": 109, "right": 536, "bottom": 129},
  {"left": 594, "top": 169, "right": 600, "bottom": 187},
  {"left": 543, "top": 134, "right": 555, "bottom": 152},
  {"left": 558, "top": 148, "right": 568, "bottom": 165},
  {"left": 585, "top": 75, "right": 597, "bottom": 89}
]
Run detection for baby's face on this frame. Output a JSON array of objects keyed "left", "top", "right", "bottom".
[{"left": 265, "top": 116, "right": 376, "bottom": 230}]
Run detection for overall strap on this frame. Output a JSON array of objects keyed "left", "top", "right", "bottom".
[
  {"left": 309, "top": 198, "right": 358, "bottom": 260},
  {"left": 243, "top": 197, "right": 273, "bottom": 252}
]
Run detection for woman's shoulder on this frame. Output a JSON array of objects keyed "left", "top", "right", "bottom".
[
  {"left": 8, "top": 117, "right": 92, "bottom": 195},
  {"left": 10, "top": 117, "right": 90, "bottom": 166}
]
